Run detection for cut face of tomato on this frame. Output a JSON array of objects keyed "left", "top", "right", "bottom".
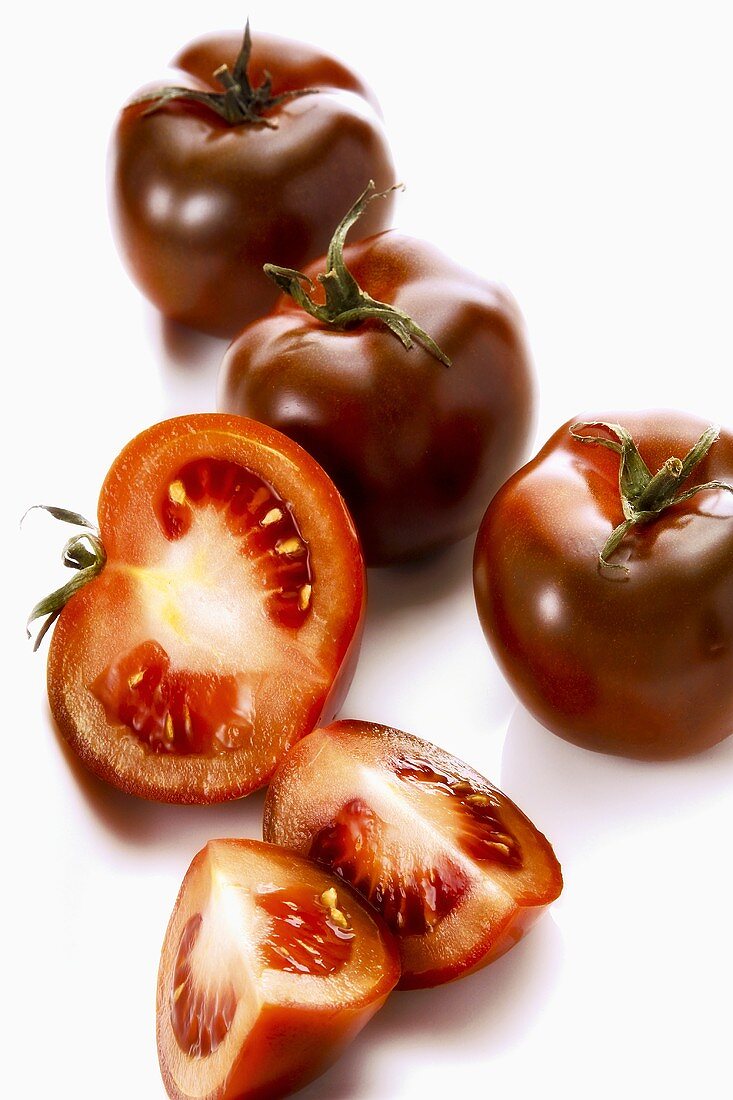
[
  {"left": 264, "top": 721, "right": 562, "bottom": 988},
  {"left": 46, "top": 415, "right": 364, "bottom": 802},
  {"left": 256, "top": 885, "right": 356, "bottom": 975},
  {"left": 157, "top": 840, "right": 399, "bottom": 1100}
]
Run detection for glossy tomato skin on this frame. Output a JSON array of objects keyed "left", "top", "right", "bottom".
[
  {"left": 157, "top": 840, "right": 400, "bottom": 1100},
  {"left": 474, "top": 411, "right": 733, "bottom": 759},
  {"left": 47, "top": 414, "right": 365, "bottom": 803},
  {"left": 264, "top": 720, "right": 562, "bottom": 988},
  {"left": 110, "top": 32, "right": 395, "bottom": 336},
  {"left": 220, "top": 232, "right": 535, "bottom": 565}
]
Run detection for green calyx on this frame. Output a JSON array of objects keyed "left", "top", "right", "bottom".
[
  {"left": 25, "top": 507, "right": 106, "bottom": 651},
  {"left": 264, "top": 181, "right": 452, "bottom": 367},
  {"left": 570, "top": 421, "right": 733, "bottom": 574},
  {"left": 132, "top": 20, "right": 317, "bottom": 128}
]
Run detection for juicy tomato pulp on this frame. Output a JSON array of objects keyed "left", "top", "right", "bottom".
[
  {"left": 256, "top": 886, "right": 356, "bottom": 975},
  {"left": 47, "top": 415, "right": 364, "bottom": 802},
  {"left": 157, "top": 840, "right": 399, "bottom": 1100},
  {"left": 311, "top": 760, "right": 522, "bottom": 937},
  {"left": 264, "top": 722, "right": 562, "bottom": 988}
]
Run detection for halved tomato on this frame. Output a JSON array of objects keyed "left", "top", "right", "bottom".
[
  {"left": 43, "top": 414, "right": 365, "bottom": 802},
  {"left": 157, "top": 839, "right": 400, "bottom": 1100},
  {"left": 264, "top": 721, "right": 562, "bottom": 989}
]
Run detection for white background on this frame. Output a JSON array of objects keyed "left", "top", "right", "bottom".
[{"left": 6, "top": 2, "right": 733, "bottom": 1097}]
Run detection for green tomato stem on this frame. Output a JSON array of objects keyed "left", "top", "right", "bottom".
[
  {"left": 264, "top": 181, "right": 452, "bottom": 367},
  {"left": 570, "top": 421, "right": 733, "bottom": 574},
  {"left": 24, "top": 506, "right": 106, "bottom": 651},
  {"left": 131, "top": 20, "right": 318, "bottom": 128}
]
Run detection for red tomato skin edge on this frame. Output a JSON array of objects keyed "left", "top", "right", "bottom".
[
  {"left": 398, "top": 903, "right": 552, "bottom": 991},
  {"left": 46, "top": 414, "right": 366, "bottom": 803}
]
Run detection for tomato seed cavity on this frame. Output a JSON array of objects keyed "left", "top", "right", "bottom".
[
  {"left": 310, "top": 798, "right": 468, "bottom": 936},
  {"left": 257, "top": 886, "right": 355, "bottom": 975},
  {"left": 309, "top": 763, "right": 522, "bottom": 937},
  {"left": 395, "top": 757, "right": 523, "bottom": 868},
  {"left": 91, "top": 641, "right": 253, "bottom": 755},
  {"left": 171, "top": 914, "right": 238, "bottom": 1059},
  {"left": 89, "top": 458, "right": 319, "bottom": 756}
]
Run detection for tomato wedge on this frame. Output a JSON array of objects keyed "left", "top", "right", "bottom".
[
  {"left": 157, "top": 839, "right": 399, "bottom": 1100},
  {"left": 264, "top": 721, "right": 562, "bottom": 988},
  {"left": 43, "top": 414, "right": 364, "bottom": 802}
]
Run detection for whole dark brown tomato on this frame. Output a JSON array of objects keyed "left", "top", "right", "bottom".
[
  {"left": 219, "top": 184, "right": 535, "bottom": 565},
  {"left": 109, "top": 23, "right": 395, "bottom": 336},
  {"left": 474, "top": 412, "right": 733, "bottom": 759}
]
